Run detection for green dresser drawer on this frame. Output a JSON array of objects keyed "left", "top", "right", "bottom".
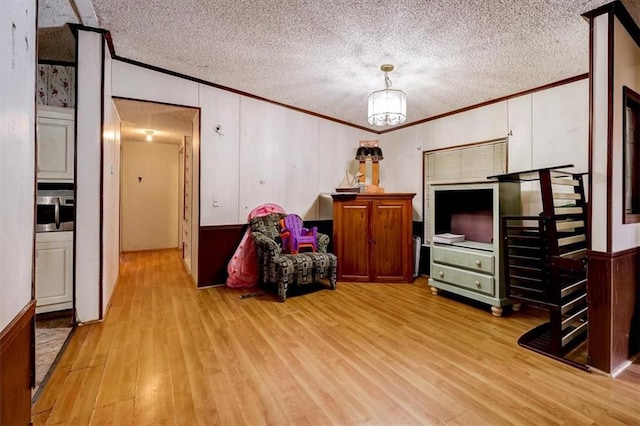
[
  {"left": 432, "top": 246, "right": 494, "bottom": 274},
  {"left": 431, "top": 263, "right": 495, "bottom": 295}
]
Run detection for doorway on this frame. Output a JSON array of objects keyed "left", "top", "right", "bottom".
[
  {"left": 114, "top": 99, "right": 198, "bottom": 255},
  {"left": 33, "top": 20, "right": 77, "bottom": 399}
]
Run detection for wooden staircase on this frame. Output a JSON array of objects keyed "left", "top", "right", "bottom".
[{"left": 492, "top": 165, "right": 588, "bottom": 369}]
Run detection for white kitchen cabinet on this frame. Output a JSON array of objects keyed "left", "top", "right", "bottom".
[
  {"left": 37, "top": 106, "right": 75, "bottom": 182},
  {"left": 35, "top": 231, "right": 73, "bottom": 314}
]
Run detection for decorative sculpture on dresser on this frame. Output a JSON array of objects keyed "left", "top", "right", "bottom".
[{"left": 355, "top": 139, "right": 385, "bottom": 193}]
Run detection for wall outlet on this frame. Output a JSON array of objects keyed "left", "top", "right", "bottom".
[{"left": 213, "top": 199, "right": 219, "bottom": 207}]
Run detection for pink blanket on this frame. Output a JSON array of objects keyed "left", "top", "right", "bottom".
[{"left": 226, "top": 203, "right": 286, "bottom": 287}]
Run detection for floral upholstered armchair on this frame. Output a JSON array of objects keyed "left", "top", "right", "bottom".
[{"left": 250, "top": 213, "right": 337, "bottom": 302}]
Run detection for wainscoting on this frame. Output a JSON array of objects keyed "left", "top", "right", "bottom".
[
  {"left": 197, "top": 225, "right": 246, "bottom": 287},
  {"left": 0, "top": 300, "right": 35, "bottom": 426},
  {"left": 197, "top": 220, "right": 425, "bottom": 287},
  {"left": 588, "top": 247, "right": 640, "bottom": 374},
  {"left": 197, "top": 220, "right": 335, "bottom": 288}
]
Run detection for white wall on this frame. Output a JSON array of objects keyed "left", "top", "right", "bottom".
[
  {"left": 0, "top": 0, "right": 36, "bottom": 330},
  {"left": 238, "top": 98, "right": 320, "bottom": 219},
  {"left": 317, "top": 120, "right": 378, "bottom": 217},
  {"left": 531, "top": 81, "right": 589, "bottom": 171},
  {"left": 426, "top": 102, "right": 509, "bottom": 151},
  {"left": 112, "top": 60, "right": 199, "bottom": 107},
  {"left": 591, "top": 13, "right": 611, "bottom": 253},
  {"left": 75, "top": 30, "right": 103, "bottom": 322},
  {"left": 190, "top": 114, "right": 200, "bottom": 282},
  {"left": 612, "top": 17, "right": 640, "bottom": 252},
  {"left": 377, "top": 79, "right": 589, "bottom": 221},
  {"left": 111, "top": 60, "right": 378, "bottom": 227},
  {"left": 102, "top": 44, "right": 120, "bottom": 316},
  {"left": 199, "top": 85, "right": 240, "bottom": 225},
  {"left": 379, "top": 124, "right": 424, "bottom": 220},
  {"left": 122, "top": 141, "right": 180, "bottom": 251}
]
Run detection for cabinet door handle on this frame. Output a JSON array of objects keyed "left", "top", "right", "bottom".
[
  {"left": 54, "top": 197, "right": 61, "bottom": 229},
  {"left": 475, "top": 280, "right": 481, "bottom": 288},
  {"left": 438, "top": 271, "right": 444, "bottom": 278},
  {"left": 475, "top": 260, "right": 482, "bottom": 267}
]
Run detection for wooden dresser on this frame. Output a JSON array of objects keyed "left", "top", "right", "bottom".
[{"left": 332, "top": 193, "right": 415, "bottom": 283}]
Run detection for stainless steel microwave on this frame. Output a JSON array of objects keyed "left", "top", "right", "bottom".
[{"left": 36, "top": 189, "right": 74, "bottom": 232}]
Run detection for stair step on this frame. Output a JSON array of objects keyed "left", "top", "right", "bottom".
[
  {"left": 510, "top": 284, "right": 544, "bottom": 294},
  {"left": 556, "top": 220, "right": 585, "bottom": 231},
  {"left": 561, "top": 294, "right": 587, "bottom": 315},
  {"left": 509, "top": 264, "right": 543, "bottom": 274},
  {"left": 561, "top": 279, "right": 587, "bottom": 298},
  {"left": 509, "top": 274, "right": 543, "bottom": 284},
  {"left": 560, "top": 248, "right": 587, "bottom": 260},
  {"left": 562, "top": 307, "right": 588, "bottom": 331},
  {"left": 508, "top": 254, "right": 543, "bottom": 261},
  {"left": 553, "top": 192, "right": 582, "bottom": 200},
  {"left": 509, "top": 245, "right": 540, "bottom": 251},
  {"left": 552, "top": 177, "right": 580, "bottom": 186},
  {"left": 555, "top": 206, "right": 584, "bottom": 215},
  {"left": 558, "top": 234, "right": 586, "bottom": 247},
  {"left": 562, "top": 321, "right": 588, "bottom": 347},
  {"left": 506, "top": 236, "right": 542, "bottom": 243},
  {"left": 507, "top": 293, "right": 555, "bottom": 310}
]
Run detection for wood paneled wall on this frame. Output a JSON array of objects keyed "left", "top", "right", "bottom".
[
  {"left": 197, "top": 225, "right": 246, "bottom": 287},
  {"left": 587, "top": 248, "right": 640, "bottom": 374},
  {"left": 0, "top": 301, "right": 35, "bottom": 425}
]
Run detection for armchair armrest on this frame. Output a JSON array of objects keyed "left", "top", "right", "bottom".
[
  {"left": 252, "top": 232, "right": 283, "bottom": 256},
  {"left": 317, "top": 232, "right": 330, "bottom": 252}
]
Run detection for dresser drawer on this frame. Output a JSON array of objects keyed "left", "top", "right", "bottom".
[
  {"left": 432, "top": 245, "right": 494, "bottom": 274},
  {"left": 431, "top": 263, "right": 495, "bottom": 295}
]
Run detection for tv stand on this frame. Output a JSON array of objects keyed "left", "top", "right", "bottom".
[{"left": 428, "top": 181, "right": 521, "bottom": 315}]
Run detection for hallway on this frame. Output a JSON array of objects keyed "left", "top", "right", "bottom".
[{"left": 32, "top": 249, "right": 640, "bottom": 425}]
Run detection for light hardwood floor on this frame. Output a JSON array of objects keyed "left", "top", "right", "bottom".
[{"left": 33, "top": 249, "right": 640, "bottom": 425}]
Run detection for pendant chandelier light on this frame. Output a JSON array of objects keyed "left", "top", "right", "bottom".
[{"left": 367, "top": 64, "right": 406, "bottom": 127}]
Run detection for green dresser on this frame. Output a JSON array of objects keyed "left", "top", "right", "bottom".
[{"left": 428, "top": 181, "right": 521, "bottom": 316}]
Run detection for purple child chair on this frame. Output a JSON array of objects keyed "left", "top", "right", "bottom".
[{"left": 279, "top": 214, "right": 317, "bottom": 254}]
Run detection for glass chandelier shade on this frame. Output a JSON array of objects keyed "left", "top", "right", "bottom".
[{"left": 367, "top": 64, "right": 406, "bottom": 127}]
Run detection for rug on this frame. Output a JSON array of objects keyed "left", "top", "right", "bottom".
[{"left": 34, "top": 323, "right": 72, "bottom": 396}]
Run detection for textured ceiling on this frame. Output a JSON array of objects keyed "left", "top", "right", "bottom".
[
  {"left": 40, "top": 0, "right": 640, "bottom": 132},
  {"left": 114, "top": 99, "right": 197, "bottom": 145},
  {"left": 37, "top": 0, "right": 79, "bottom": 62},
  {"left": 38, "top": 0, "right": 79, "bottom": 28}
]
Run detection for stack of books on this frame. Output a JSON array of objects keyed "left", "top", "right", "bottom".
[{"left": 433, "top": 233, "right": 465, "bottom": 244}]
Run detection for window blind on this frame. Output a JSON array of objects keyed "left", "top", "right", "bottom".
[{"left": 424, "top": 139, "right": 507, "bottom": 243}]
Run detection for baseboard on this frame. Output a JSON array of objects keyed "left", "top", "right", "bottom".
[{"left": 102, "top": 273, "right": 121, "bottom": 318}]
